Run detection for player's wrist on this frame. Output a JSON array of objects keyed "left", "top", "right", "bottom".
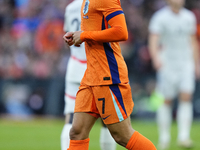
[{"left": 80, "top": 32, "right": 86, "bottom": 42}]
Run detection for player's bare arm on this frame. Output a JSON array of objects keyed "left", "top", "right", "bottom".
[
  {"left": 191, "top": 34, "right": 200, "bottom": 79},
  {"left": 148, "top": 33, "right": 162, "bottom": 70}
]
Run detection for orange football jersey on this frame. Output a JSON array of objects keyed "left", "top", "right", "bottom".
[{"left": 80, "top": 0, "right": 129, "bottom": 86}]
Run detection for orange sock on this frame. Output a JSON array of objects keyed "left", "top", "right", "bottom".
[
  {"left": 67, "top": 138, "right": 90, "bottom": 150},
  {"left": 126, "top": 131, "right": 157, "bottom": 150}
]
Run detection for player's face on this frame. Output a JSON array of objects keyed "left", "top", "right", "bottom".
[{"left": 168, "top": 0, "right": 185, "bottom": 9}]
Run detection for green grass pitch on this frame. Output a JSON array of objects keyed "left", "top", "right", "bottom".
[{"left": 0, "top": 117, "right": 199, "bottom": 150}]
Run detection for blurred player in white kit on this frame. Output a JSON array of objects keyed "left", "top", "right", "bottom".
[
  {"left": 148, "top": 0, "right": 200, "bottom": 149},
  {"left": 60, "top": 0, "right": 116, "bottom": 150}
]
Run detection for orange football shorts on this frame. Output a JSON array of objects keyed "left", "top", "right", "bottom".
[{"left": 74, "top": 83, "right": 134, "bottom": 124}]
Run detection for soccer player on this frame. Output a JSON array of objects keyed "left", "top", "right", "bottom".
[
  {"left": 63, "top": 0, "right": 157, "bottom": 149},
  {"left": 148, "top": 0, "right": 200, "bottom": 149},
  {"left": 61, "top": 0, "right": 116, "bottom": 150}
]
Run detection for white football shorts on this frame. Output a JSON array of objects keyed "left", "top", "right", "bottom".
[
  {"left": 64, "top": 81, "right": 80, "bottom": 114},
  {"left": 156, "top": 63, "right": 195, "bottom": 100}
]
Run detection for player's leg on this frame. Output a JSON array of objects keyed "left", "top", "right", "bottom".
[
  {"left": 155, "top": 70, "right": 177, "bottom": 149},
  {"left": 157, "top": 100, "right": 172, "bottom": 149},
  {"left": 61, "top": 114, "right": 73, "bottom": 150},
  {"left": 61, "top": 82, "right": 79, "bottom": 150},
  {"left": 177, "top": 67, "right": 194, "bottom": 148},
  {"left": 177, "top": 92, "right": 193, "bottom": 148},
  {"left": 67, "top": 85, "right": 99, "bottom": 150},
  {"left": 100, "top": 120, "right": 116, "bottom": 150},
  {"left": 94, "top": 84, "right": 156, "bottom": 150},
  {"left": 68, "top": 112, "right": 98, "bottom": 150},
  {"left": 106, "top": 117, "right": 156, "bottom": 150}
]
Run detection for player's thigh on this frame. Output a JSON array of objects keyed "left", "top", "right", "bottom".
[
  {"left": 70, "top": 112, "right": 98, "bottom": 140},
  {"left": 106, "top": 117, "right": 135, "bottom": 146},
  {"left": 71, "top": 85, "right": 100, "bottom": 139}
]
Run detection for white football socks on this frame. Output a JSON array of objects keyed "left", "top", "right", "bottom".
[
  {"left": 61, "top": 124, "right": 72, "bottom": 150},
  {"left": 177, "top": 101, "right": 193, "bottom": 141},
  {"left": 100, "top": 127, "right": 116, "bottom": 150},
  {"left": 157, "top": 103, "right": 172, "bottom": 144}
]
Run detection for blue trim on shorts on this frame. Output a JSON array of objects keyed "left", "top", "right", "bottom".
[
  {"left": 109, "top": 84, "right": 127, "bottom": 116},
  {"left": 110, "top": 89, "right": 124, "bottom": 122}
]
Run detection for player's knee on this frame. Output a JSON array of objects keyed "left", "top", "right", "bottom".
[
  {"left": 111, "top": 132, "right": 128, "bottom": 147},
  {"left": 164, "top": 100, "right": 172, "bottom": 105},
  {"left": 179, "top": 92, "right": 192, "bottom": 102},
  {"left": 69, "top": 124, "right": 89, "bottom": 140},
  {"left": 69, "top": 124, "right": 82, "bottom": 140}
]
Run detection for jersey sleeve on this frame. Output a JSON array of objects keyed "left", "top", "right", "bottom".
[
  {"left": 63, "top": 7, "right": 68, "bottom": 32},
  {"left": 100, "top": 0, "right": 123, "bottom": 18},
  {"left": 80, "top": 14, "right": 128, "bottom": 42},
  {"left": 189, "top": 12, "right": 197, "bottom": 35},
  {"left": 149, "top": 13, "right": 163, "bottom": 34},
  {"left": 80, "top": 0, "right": 128, "bottom": 42}
]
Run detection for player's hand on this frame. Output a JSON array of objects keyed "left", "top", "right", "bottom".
[
  {"left": 72, "top": 31, "right": 83, "bottom": 47},
  {"left": 63, "top": 32, "right": 74, "bottom": 46}
]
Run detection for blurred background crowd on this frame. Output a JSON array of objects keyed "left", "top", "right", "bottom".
[{"left": 0, "top": 0, "right": 200, "bottom": 119}]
